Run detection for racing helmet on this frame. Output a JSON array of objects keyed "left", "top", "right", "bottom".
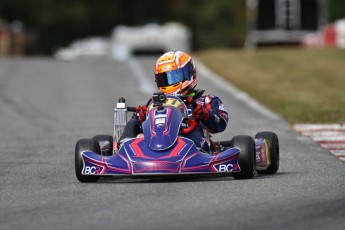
[{"left": 154, "top": 51, "right": 198, "bottom": 95}]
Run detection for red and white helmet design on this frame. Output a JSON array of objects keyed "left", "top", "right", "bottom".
[{"left": 154, "top": 51, "right": 198, "bottom": 95}]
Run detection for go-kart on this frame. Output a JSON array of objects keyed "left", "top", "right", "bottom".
[{"left": 75, "top": 93, "right": 279, "bottom": 182}]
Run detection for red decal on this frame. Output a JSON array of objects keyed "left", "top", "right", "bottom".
[
  {"left": 161, "top": 138, "right": 186, "bottom": 158},
  {"left": 130, "top": 138, "right": 147, "bottom": 158}
]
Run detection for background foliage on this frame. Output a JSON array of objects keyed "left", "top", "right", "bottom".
[{"left": 0, "top": 0, "right": 344, "bottom": 54}]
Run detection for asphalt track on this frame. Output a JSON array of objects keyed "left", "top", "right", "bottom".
[{"left": 0, "top": 56, "right": 344, "bottom": 230}]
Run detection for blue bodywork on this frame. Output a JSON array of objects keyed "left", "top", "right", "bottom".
[{"left": 81, "top": 95, "right": 241, "bottom": 176}]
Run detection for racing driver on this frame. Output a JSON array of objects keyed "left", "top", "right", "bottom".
[{"left": 119, "top": 51, "right": 229, "bottom": 152}]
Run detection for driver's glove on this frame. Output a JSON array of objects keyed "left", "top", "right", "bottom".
[
  {"left": 192, "top": 104, "right": 209, "bottom": 120},
  {"left": 184, "top": 96, "right": 194, "bottom": 105},
  {"left": 136, "top": 105, "right": 148, "bottom": 122},
  {"left": 178, "top": 95, "right": 193, "bottom": 106}
]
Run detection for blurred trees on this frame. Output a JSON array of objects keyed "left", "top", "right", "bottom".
[
  {"left": 328, "top": 0, "right": 345, "bottom": 21},
  {"left": 0, "top": 0, "right": 343, "bottom": 54}
]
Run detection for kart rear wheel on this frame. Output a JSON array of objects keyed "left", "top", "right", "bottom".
[
  {"left": 92, "top": 135, "right": 113, "bottom": 156},
  {"left": 255, "top": 132, "right": 279, "bottom": 174},
  {"left": 232, "top": 135, "right": 256, "bottom": 180},
  {"left": 75, "top": 139, "right": 100, "bottom": 183}
]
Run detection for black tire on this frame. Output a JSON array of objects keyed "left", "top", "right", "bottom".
[
  {"left": 92, "top": 135, "right": 113, "bottom": 156},
  {"left": 75, "top": 139, "right": 99, "bottom": 183},
  {"left": 232, "top": 135, "right": 256, "bottom": 179},
  {"left": 255, "top": 132, "right": 279, "bottom": 174}
]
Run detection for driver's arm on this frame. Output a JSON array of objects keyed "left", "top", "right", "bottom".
[{"left": 201, "top": 95, "right": 229, "bottom": 133}]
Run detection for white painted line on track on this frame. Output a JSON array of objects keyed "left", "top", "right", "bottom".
[
  {"left": 299, "top": 131, "right": 345, "bottom": 137},
  {"left": 128, "top": 58, "right": 156, "bottom": 95},
  {"left": 312, "top": 136, "right": 345, "bottom": 142},
  {"left": 330, "top": 150, "right": 345, "bottom": 156},
  {"left": 293, "top": 124, "right": 345, "bottom": 131},
  {"left": 320, "top": 143, "right": 345, "bottom": 150},
  {"left": 195, "top": 59, "right": 281, "bottom": 121}
]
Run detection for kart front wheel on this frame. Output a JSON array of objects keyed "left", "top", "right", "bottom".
[
  {"left": 255, "top": 132, "right": 279, "bottom": 174},
  {"left": 232, "top": 135, "right": 256, "bottom": 180},
  {"left": 75, "top": 139, "right": 100, "bottom": 183},
  {"left": 92, "top": 135, "right": 113, "bottom": 156}
]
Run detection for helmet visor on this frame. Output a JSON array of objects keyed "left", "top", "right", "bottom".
[{"left": 155, "top": 63, "right": 192, "bottom": 88}]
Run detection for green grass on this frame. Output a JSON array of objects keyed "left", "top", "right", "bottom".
[{"left": 195, "top": 48, "right": 345, "bottom": 124}]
